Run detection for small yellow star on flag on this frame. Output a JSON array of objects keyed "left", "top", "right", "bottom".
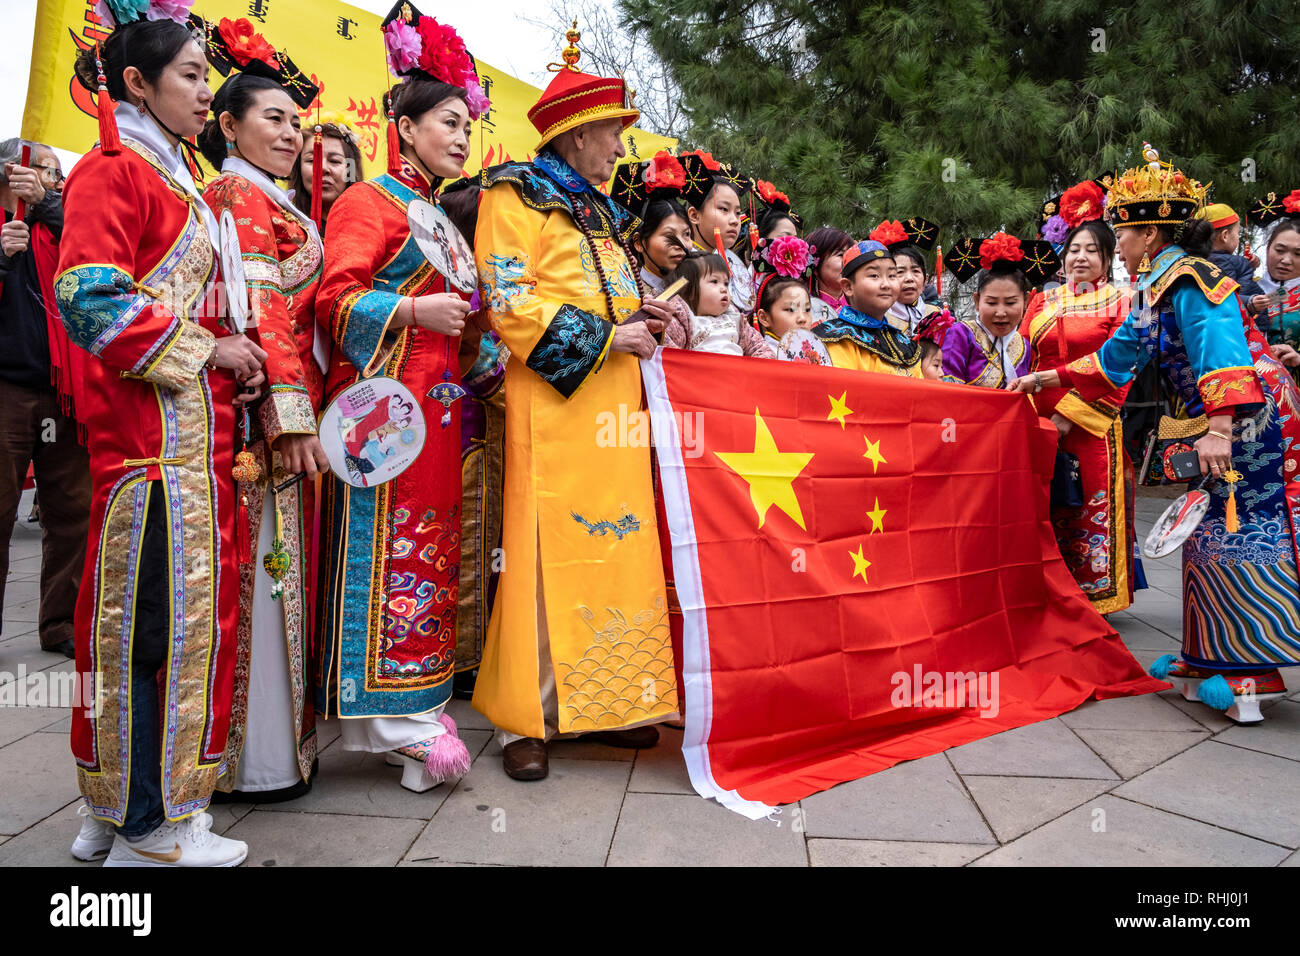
[
  {"left": 827, "top": 391, "right": 853, "bottom": 429},
  {"left": 866, "top": 497, "right": 886, "bottom": 533},
  {"left": 848, "top": 543, "right": 871, "bottom": 583},
  {"left": 863, "top": 435, "right": 886, "bottom": 473},
  {"left": 716, "top": 409, "right": 815, "bottom": 530}
]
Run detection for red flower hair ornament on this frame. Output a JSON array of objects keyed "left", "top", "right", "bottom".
[
  {"left": 415, "top": 15, "right": 476, "bottom": 90},
  {"left": 685, "top": 150, "right": 722, "bottom": 172},
  {"left": 868, "top": 219, "right": 909, "bottom": 247},
  {"left": 645, "top": 152, "right": 686, "bottom": 191},
  {"left": 218, "top": 17, "right": 279, "bottom": 70},
  {"left": 756, "top": 180, "right": 789, "bottom": 206},
  {"left": 979, "top": 232, "right": 1025, "bottom": 269},
  {"left": 1283, "top": 189, "right": 1300, "bottom": 215},
  {"left": 1060, "top": 179, "right": 1107, "bottom": 228}
]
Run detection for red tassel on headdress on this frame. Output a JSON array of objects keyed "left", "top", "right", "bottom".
[
  {"left": 714, "top": 226, "right": 731, "bottom": 277},
  {"left": 934, "top": 242, "right": 944, "bottom": 297},
  {"left": 310, "top": 123, "right": 324, "bottom": 228},
  {"left": 94, "top": 44, "right": 120, "bottom": 156},
  {"left": 386, "top": 95, "right": 402, "bottom": 175}
]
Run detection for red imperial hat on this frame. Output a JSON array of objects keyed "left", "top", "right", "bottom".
[{"left": 527, "top": 20, "right": 639, "bottom": 152}]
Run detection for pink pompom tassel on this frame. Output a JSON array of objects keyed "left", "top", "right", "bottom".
[{"left": 424, "top": 713, "right": 471, "bottom": 779}]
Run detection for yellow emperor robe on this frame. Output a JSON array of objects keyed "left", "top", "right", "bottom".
[{"left": 471, "top": 158, "right": 678, "bottom": 738}]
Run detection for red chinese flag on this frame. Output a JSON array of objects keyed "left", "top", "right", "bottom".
[{"left": 643, "top": 349, "right": 1164, "bottom": 818}]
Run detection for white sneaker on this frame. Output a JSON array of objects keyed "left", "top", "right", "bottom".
[
  {"left": 102, "top": 812, "right": 248, "bottom": 867},
  {"left": 71, "top": 804, "right": 115, "bottom": 861}
]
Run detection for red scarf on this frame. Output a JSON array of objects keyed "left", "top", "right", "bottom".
[{"left": 2, "top": 209, "right": 88, "bottom": 443}]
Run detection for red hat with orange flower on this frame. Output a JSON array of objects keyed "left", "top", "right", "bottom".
[
  {"left": 527, "top": 20, "right": 638, "bottom": 152},
  {"left": 199, "top": 16, "right": 320, "bottom": 108},
  {"left": 610, "top": 151, "right": 687, "bottom": 216},
  {"left": 867, "top": 217, "right": 939, "bottom": 253},
  {"left": 946, "top": 232, "right": 1059, "bottom": 287}
]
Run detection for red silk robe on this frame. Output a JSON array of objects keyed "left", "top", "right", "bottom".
[
  {"left": 55, "top": 141, "right": 239, "bottom": 823},
  {"left": 1023, "top": 281, "right": 1135, "bottom": 613},
  {"left": 314, "top": 162, "right": 466, "bottom": 719},
  {"left": 203, "top": 172, "right": 323, "bottom": 787}
]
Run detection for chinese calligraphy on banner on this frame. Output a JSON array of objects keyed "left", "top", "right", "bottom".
[{"left": 21, "top": 0, "right": 676, "bottom": 180}]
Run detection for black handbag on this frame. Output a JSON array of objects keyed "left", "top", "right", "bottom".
[{"left": 1051, "top": 451, "right": 1084, "bottom": 507}]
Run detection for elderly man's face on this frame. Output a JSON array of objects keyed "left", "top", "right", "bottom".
[
  {"left": 566, "top": 118, "right": 627, "bottom": 186},
  {"left": 31, "top": 147, "right": 63, "bottom": 194}
]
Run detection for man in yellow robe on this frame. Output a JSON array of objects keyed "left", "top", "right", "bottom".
[{"left": 471, "top": 43, "right": 680, "bottom": 780}]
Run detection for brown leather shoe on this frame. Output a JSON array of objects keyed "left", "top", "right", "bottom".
[
  {"left": 502, "top": 737, "right": 548, "bottom": 781},
  {"left": 583, "top": 725, "right": 660, "bottom": 749}
]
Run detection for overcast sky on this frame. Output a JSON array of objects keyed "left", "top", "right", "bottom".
[{"left": 3, "top": 0, "right": 574, "bottom": 172}]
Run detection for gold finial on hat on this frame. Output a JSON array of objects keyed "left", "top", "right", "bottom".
[{"left": 548, "top": 20, "right": 582, "bottom": 72}]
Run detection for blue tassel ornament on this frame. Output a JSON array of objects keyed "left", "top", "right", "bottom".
[
  {"left": 1149, "top": 653, "right": 1179, "bottom": 680},
  {"left": 1197, "top": 675, "right": 1236, "bottom": 711}
]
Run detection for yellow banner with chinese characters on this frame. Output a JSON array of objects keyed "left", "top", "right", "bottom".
[{"left": 21, "top": 0, "right": 675, "bottom": 180}]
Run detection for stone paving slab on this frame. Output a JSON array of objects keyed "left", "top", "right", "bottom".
[
  {"left": 807, "top": 838, "right": 991, "bottom": 866},
  {"left": 1058, "top": 693, "right": 1205, "bottom": 732},
  {"left": 800, "top": 753, "right": 995, "bottom": 844},
  {"left": 225, "top": 810, "right": 425, "bottom": 867},
  {"left": 608, "top": 793, "right": 806, "bottom": 866},
  {"left": 626, "top": 726, "right": 694, "bottom": 795},
  {"left": 0, "top": 732, "right": 80, "bottom": 835},
  {"left": 1069, "top": 728, "right": 1210, "bottom": 779},
  {"left": 946, "top": 718, "right": 1119, "bottom": 779},
  {"left": 1114, "top": 741, "right": 1300, "bottom": 848},
  {"left": 1104, "top": 617, "right": 1181, "bottom": 650},
  {"left": 403, "top": 757, "right": 631, "bottom": 866},
  {"left": 0, "top": 800, "right": 95, "bottom": 867},
  {"left": 257, "top": 729, "right": 493, "bottom": 820},
  {"left": 0, "top": 705, "right": 66, "bottom": 749},
  {"left": 1213, "top": 700, "right": 1300, "bottom": 762},
  {"left": 961, "top": 776, "right": 1113, "bottom": 843},
  {"left": 970, "top": 795, "right": 1291, "bottom": 867},
  {"left": 0, "top": 635, "right": 73, "bottom": 680}
]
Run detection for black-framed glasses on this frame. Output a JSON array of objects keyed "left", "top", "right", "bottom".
[{"left": 30, "top": 165, "right": 65, "bottom": 184}]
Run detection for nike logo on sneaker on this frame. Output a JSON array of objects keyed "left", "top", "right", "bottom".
[{"left": 131, "top": 843, "right": 182, "bottom": 863}]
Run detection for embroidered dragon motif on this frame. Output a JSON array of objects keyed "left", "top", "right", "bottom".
[
  {"left": 485, "top": 253, "right": 532, "bottom": 312},
  {"left": 571, "top": 510, "right": 641, "bottom": 539}
]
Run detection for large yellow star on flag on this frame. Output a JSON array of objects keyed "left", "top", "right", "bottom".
[
  {"left": 848, "top": 543, "right": 871, "bottom": 583},
  {"left": 866, "top": 497, "right": 887, "bottom": 533},
  {"left": 716, "top": 409, "right": 814, "bottom": 530},
  {"left": 863, "top": 435, "right": 887, "bottom": 473},
  {"left": 827, "top": 391, "right": 853, "bottom": 429}
]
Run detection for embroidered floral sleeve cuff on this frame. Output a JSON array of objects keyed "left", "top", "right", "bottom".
[
  {"left": 525, "top": 303, "right": 614, "bottom": 398},
  {"left": 54, "top": 263, "right": 216, "bottom": 391},
  {"left": 259, "top": 383, "right": 318, "bottom": 443},
  {"left": 332, "top": 286, "right": 402, "bottom": 376}
]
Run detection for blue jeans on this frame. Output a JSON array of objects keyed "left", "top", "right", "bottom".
[{"left": 118, "top": 483, "right": 168, "bottom": 839}]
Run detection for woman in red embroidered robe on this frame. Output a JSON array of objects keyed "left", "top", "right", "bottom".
[
  {"left": 202, "top": 72, "right": 328, "bottom": 800},
  {"left": 314, "top": 70, "right": 483, "bottom": 792},
  {"left": 57, "top": 16, "right": 265, "bottom": 866},
  {"left": 1022, "top": 216, "right": 1136, "bottom": 613}
]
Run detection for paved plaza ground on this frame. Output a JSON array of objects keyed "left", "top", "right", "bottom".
[{"left": 1, "top": 488, "right": 1298, "bottom": 867}]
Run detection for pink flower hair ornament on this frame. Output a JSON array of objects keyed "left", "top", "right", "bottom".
[
  {"left": 382, "top": 5, "right": 491, "bottom": 120},
  {"left": 762, "top": 235, "right": 812, "bottom": 279}
]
